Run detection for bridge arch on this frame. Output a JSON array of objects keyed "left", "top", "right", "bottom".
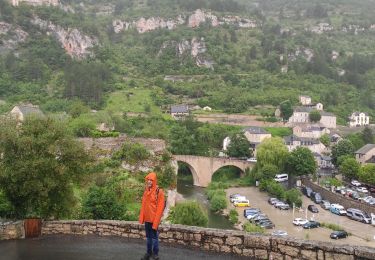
[
  {"left": 175, "top": 161, "right": 200, "bottom": 187},
  {"left": 173, "top": 155, "right": 254, "bottom": 187}
]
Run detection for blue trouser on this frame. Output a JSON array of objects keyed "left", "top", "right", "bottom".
[{"left": 145, "top": 222, "right": 159, "bottom": 256}]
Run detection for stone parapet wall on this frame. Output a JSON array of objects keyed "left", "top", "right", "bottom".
[
  {"left": 0, "top": 221, "right": 25, "bottom": 240},
  {"left": 302, "top": 178, "right": 375, "bottom": 214},
  {"left": 42, "top": 220, "right": 375, "bottom": 259}
]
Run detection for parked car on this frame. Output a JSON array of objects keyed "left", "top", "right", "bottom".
[
  {"left": 268, "top": 198, "right": 280, "bottom": 205},
  {"left": 293, "top": 218, "right": 309, "bottom": 226},
  {"left": 330, "top": 231, "right": 348, "bottom": 239},
  {"left": 243, "top": 208, "right": 260, "bottom": 218},
  {"left": 303, "top": 221, "right": 320, "bottom": 229},
  {"left": 346, "top": 208, "right": 371, "bottom": 224},
  {"left": 274, "top": 201, "right": 290, "bottom": 210},
  {"left": 302, "top": 187, "right": 313, "bottom": 197},
  {"left": 274, "top": 174, "right": 288, "bottom": 182},
  {"left": 359, "top": 196, "right": 373, "bottom": 203},
  {"left": 357, "top": 187, "right": 369, "bottom": 193},
  {"left": 351, "top": 180, "right": 361, "bottom": 187},
  {"left": 312, "top": 192, "right": 322, "bottom": 204},
  {"left": 308, "top": 205, "right": 319, "bottom": 213},
  {"left": 258, "top": 220, "right": 275, "bottom": 229},
  {"left": 231, "top": 196, "right": 247, "bottom": 203},
  {"left": 271, "top": 230, "right": 288, "bottom": 237},
  {"left": 335, "top": 186, "right": 346, "bottom": 195},
  {"left": 320, "top": 200, "right": 331, "bottom": 210},
  {"left": 234, "top": 199, "right": 250, "bottom": 207},
  {"left": 330, "top": 204, "right": 347, "bottom": 215},
  {"left": 246, "top": 157, "right": 257, "bottom": 162},
  {"left": 349, "top": 192, "right": 360, "bottom": 200}
]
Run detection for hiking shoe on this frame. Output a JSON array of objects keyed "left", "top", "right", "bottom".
[
  {"left": 141, "top": 253, "right": 151, "bottom": 260},
  {"left": 152, "top": 255, "right": 159, "bottom": 260}
]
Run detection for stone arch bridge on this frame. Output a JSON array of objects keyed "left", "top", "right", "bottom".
[{"left": 173, "top": 155, "right": 255, "bottom": 187}]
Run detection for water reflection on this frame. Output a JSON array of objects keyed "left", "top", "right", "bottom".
[{"left": 177, "top": 178, "right": 234, "bottom": 230}]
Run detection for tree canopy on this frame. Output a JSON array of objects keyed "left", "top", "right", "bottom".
[
  {"left": 226, "top": 132, "right": 251, "bottom": 158},
  {"left": 286, "top": 147, "right": 317, "bottom": 176},
  {"left": 256, "top": 137, "right": 289, "bottom": 170}
]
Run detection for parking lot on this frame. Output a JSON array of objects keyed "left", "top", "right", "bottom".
[{"left": 226, "top": 187, "right": 375, "bottom": 247}]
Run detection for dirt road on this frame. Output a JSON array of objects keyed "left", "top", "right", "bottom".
[
  {"left": 226, "top": 187, "right": 375, "bottom": 247},
  {"left": 195, "top": 113, "right": 284, "bottom": 127}
]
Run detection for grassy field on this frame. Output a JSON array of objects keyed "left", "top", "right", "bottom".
[
  {"left": 264, "top": 127, "right": 292, "bottom": 137},
  {"left": 105, "top": 88, "right": 162, "bottom": 114}
]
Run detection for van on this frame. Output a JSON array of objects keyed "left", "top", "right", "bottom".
[
  {"left": 231, "top": 196, "right": 247, "bottom": 203},
  {"left": 302, "top": 187, "right": 313, "bottom": 197},
  {"left": 346, "top": 208, "right": 371, "bottom": 224},
  {"left": 274, "top": 174, "right": 288, "bottom": 182},
  {"left": 330, "top": 204, "right": 347, "bottom": 216},
  {"left": 234, "top": 199, "right": 250, "bottom": 207}
]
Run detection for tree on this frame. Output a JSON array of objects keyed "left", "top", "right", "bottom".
[
  {"left": 346, "top": 133, "right": 365, "bottom": 150},
  {"left": 226, "top": 132, "right": 251, "bottom": 158},
  {"left": 279, "top": 100, "right": 293, "bottom": 121},
  {"left": 362, "top": 126, "right": 374, "bottom": 144},
  {"left": 309, "top": 110, "right": 321, "bottom": 123},
  {"left": 259, "top": 164, "right": 279, "bottom": 180},
  {"left": 339, "top": 157, "right": 360, "bottom": 180},
  {"left": 0, "top": 117, "right": 91, "bottom": 218},
  {"left": 256, "top": 137, "right": 289, "bottom": 170},
  {"left": 169, "top": 201, "right": 208, "bottom": 227},
  {"left": 358, "top": 164, "right": 375, "bottom": 185},
  {"left": 331, "top": 139, "right": 355, "bottom": 167},
  {"left": 320, "top": 134, "right": 330, "bottom": 147},
  {"left": 286, "top": 147, "right": 317, "bottom": 176}
]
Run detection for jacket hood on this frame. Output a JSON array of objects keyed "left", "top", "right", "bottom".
[{"left": 145, "top": 172, "right": 157, "bottom": 188}]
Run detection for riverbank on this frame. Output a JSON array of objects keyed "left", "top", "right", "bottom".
[{"left": 226, "top": 187, "right": 375, "bottom": 247}]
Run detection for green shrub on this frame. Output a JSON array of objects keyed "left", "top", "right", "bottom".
[
  {"left": 169, "top": 201, "right": 208, "bottom": 227},
  {"left": 90, "top": 130, "right": 120, "bottom": 138},
  {"left": 229, "top": 209, "right": 238, "bottom": 224},
  {"left": 0, "top": 190, "right": 14, "bottom": 218},
  {"left": 244, "top": 222, "right": 265, "bottom": 233},
  {"left": 210, "top": 194, "right": 227, "bottom": 212},
  {"left": 113, "top": 141, "right": 150, "bottom": 164},
  {"left": 206, "top": 189, "right": 226, "bottom": 200},
  {"left": 320, "top": 222, "right": 347, "bottom": 232},
  {"left": 285, "top": 188, "right": 302, "bottom": 207}
]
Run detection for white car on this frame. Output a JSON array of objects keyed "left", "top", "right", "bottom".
[
  {"left": 351, "top": 180, "right": 361, "bottom": 187},
  {"left": 357, "top": 187, "right": 368, "bottom": 193},
  {"left": 293, "top": 218, "right": 309, "bottom": 226},
  {"left": 359, "top": 196, "right": 373, "bottom": 203},
  {"left": 272, "top": 230, "right": 288, "bottom": 237},
  {"left": 246, "top": 157, "right": 257, "bottom": 162}
]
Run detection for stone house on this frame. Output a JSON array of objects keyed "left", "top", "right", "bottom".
[
  {"left": 349, "top": 112, "right": 370, "bottom": 127},
  {"left": 330, "top": 133, "right": 342, "bottom": 145},
  {"left": 284, "top": 135, "right": 326, "bottom": 154},
  {"left": 293, "top": 125, "right": 330, "bottom": 139},
  {"left": 355, "top": 144, "right": 375, "bottom": 165},
  {"left": 288, "top": 107, "right": 336, "bottom": 128},
  {"left": 313, "top": 153, "right": 334, "bottom": 169},
  {"left": 299, "top": 95, "right": 311, "bottom": 105},
  {"left": 170, "top": 105, "right": 189, "bottom": 120},
  {"left": 10, "top": 104, "right": 44, "bottom": 122}
]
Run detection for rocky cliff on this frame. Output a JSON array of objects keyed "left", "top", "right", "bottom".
[
  {"left": 113, "top": 9, "right": 257, "bottom": 34},
  {"left": 0, "top": 22, "right": 28, "bottom": 53},
  {"left": 31, "top": 17, "right": 98, "bottom": 59},
  {"left": 159, "top": 37, "right": 214, "bottom": 69}
]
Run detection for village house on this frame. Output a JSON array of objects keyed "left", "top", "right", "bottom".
[
  {"left": 299, "top": 95, "right": 312, "bottom": 106},
  {"left": 330, "top": 133, "right": 342, "bottom": 145},
  {"left": 284, "top": 135, "right": 326, "bottom": 154},
  {"left": 349, "top": 112, "right": 370, "bottom": 127},
  {"left": 355, "top": 144, "right": 375, "bottom": 165},
  {"left": 288, "top": 106, "right": 336, "bottom": 129},
  {"left": 293, "top": 125, "right": 330, "bottom": 139},
  {"left": 170, "top": 104, "right": 189, "bottom": 120},
  {"left": 10, "top": 104, "right": 44, "bottom": 122},
  {"left": 313, "top": 153, "right": 334, "bottom": 169}
]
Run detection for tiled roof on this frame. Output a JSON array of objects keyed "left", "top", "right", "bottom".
[
  {"left": 355, "top": 144, "right": 375, "bottom": 154},
  {"left": 243, "top": 126, "right": 269, "bottom": 135},
  {"left": 171, "top": 105, "right": 189, "bottom": 113}
]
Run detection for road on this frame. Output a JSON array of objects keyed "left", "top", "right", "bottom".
[
  {"left": 0, "top": 235, "right": 246, "bottom": 260},
  {"left": 226, "top": 187, "right": 375, "bottom": 247}
]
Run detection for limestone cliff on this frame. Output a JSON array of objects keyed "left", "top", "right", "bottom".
[
  {"left": 31, "top": 17, "right": 98, "bottom": 59},
  {"left": 159, "top": 37, "right": 214, "bottom": 69},
  {"left": 113, "top": 9, "right": 257, "bottom": 34},
  {"left": 0, "top": 22, "right": 28, "bottom": 52}
]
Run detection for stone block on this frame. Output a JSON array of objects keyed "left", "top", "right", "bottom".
[
  {"left": 354, "top": 247, "right": 375, "bottom": 259},
  {"left": 220, "top": 245, "right": 231, "bottom": 253},
  {"left": 226, "top": 236, "right": 242, "bottom": 246},
  {"left": 204, "top": 243, "right": 210, "bottom": 251},
  {"left": 194, "top": 233, "right": 202, "bottom": 241},
  {"left": 242, "top": 249, "right": 254, "bottom": 257},
  {"left": 232, "top": 246, "right": 242, "bottom": 255},
  {"left": 300, "top": 249, "right": 317, "bottom": 259},
  {"left": 317, "top": 250, "right": 324, "bottom": 260},
  {"left": 212, "top": 237, "right": 224, "bottom": 245},
  {"left": 254, "top": 249, "right": 268, "bottom": 260},
  {"left": 190, "top": 242, "right": 201, "bottom": 247},
  {"left": 269, "top": 252, "right": 284, "bottom": 260},
  {"left": 278, "top": 245, "right": 300, "bottom": 257},
  {"left": 175, "top": 232, "right": 183, "bottom": 240},
  {"left": 325, "top": 252, "right": 354, "bottom": 260},
  {"left": 244, "top": 235, "right": 270, "bottom": 249},
  {"left": 210, "top": 243, "right": 220, "bottom": 252}
]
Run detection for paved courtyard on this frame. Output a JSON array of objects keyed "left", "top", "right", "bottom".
[{"left": 0, "top": 235, "right": 246, "bottom": 260}]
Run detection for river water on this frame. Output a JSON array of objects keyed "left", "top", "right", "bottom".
[{"left": 177, "top": 178, "right": 234, "bottom": 230}]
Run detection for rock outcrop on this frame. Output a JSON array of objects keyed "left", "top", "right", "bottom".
[
  {"left": 113, "top": 9, "right": 257, "bottom": 34},
  {"left": 31, "top": 17, "right": 98, "bottom": 59},
  {"left": 159, "top": 37, "right": 214, "bottom": 69},
  {"left": 0, "top": 22, "right": 28, "bottom": 52}
]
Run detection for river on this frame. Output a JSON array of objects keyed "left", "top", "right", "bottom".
[{"left": 177, "top": 178, "right": 234, "bottom": 230}]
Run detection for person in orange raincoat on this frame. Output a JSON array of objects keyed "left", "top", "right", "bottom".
[{"left": 139, "top": 172, "right": 165, "bottom": 260}]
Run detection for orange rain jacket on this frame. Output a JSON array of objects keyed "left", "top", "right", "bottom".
[{"left": 139, "top": 172, "right": 165, "bottom": 230}]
